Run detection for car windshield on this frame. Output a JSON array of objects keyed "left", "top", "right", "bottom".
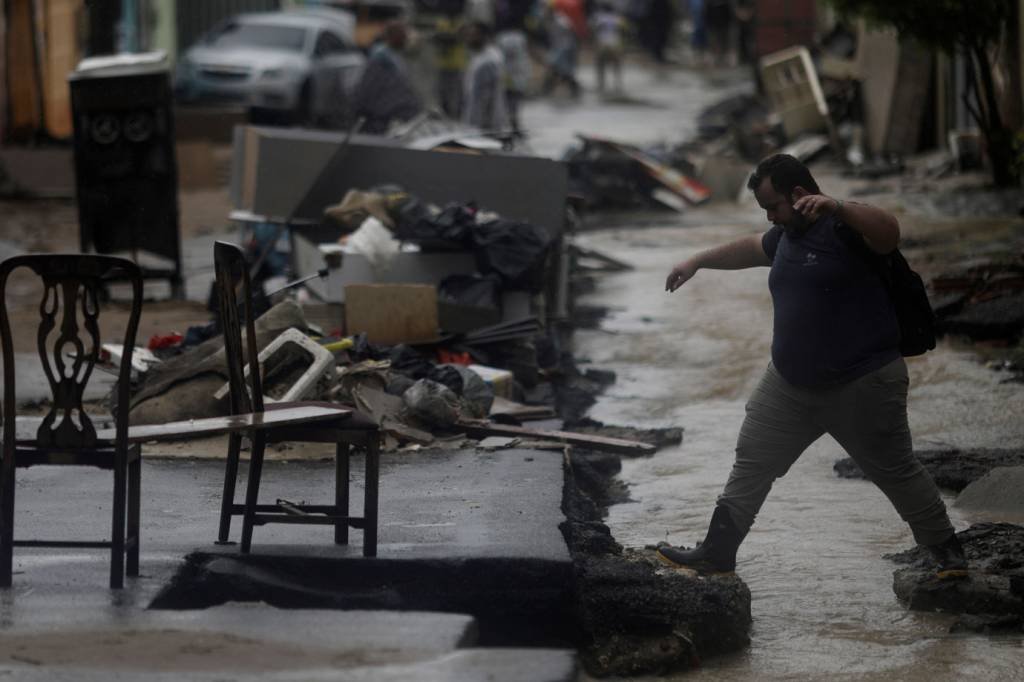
[{"left": 207, "top": 22, "right": 308, "bottom": 52}]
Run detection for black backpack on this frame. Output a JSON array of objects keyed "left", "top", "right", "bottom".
[{"left": 839, "top": 226, "right": 936, "bottom": 357}]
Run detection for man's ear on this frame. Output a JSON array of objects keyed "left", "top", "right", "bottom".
[{"left": 791, "top": 186, "right": 810, "bottom": 200}]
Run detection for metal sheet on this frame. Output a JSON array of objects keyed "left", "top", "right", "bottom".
[{"left": 239, "top": 126, "right": 567, "bottom": 237}]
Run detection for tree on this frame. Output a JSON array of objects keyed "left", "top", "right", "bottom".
[{"left": 826, "top": 0, "right": 1017, "bottom": 186}]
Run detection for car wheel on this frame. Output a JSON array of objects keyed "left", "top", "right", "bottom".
[{"left": 292, "top": 80, "right": 312, "bottom": 127}]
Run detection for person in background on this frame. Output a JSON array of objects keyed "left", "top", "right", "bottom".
[
  {"left": 688, "top": 0, "right": 707, "bottom": 64},
  {"left": 495, "top": 23, "right": 531, "bottom": 133},
  {"left": 434, "top": 12, "right": 467, "bottom": 118},
  {"left": 466, "top": 0, "right": 497, "bottom": 27},
  {"left": 353, "top": 20, "right": 422, "bottom": 134},
  {"left": 462, "top": 21, "right": 510, "bottom": 131},
  {"left": 644, "top": 0, "right": 673, "bottom": 63},
  {"left": 541, "top": 1, "right": 581, "bottom": 97},
  {"left": 592, "top": 1, "right": 626, "bottom": 93},
  {"left": 734, "top": 0, "right": 755, "bottom": 65},
  {"left": 705, "top": 0, "right": 732, "bottom": 66}
]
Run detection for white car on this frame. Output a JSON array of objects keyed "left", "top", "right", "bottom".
[{"left": 175, "top": 8, "right": 365, "bottom": 125}]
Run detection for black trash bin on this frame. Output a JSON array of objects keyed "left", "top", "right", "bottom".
[{"left": 69, "top": 52, "right": 183, "bottom": 298}]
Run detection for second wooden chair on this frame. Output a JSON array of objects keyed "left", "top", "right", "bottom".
[{"left": 213, "top": 241, "right": 381, "bottom": 556}]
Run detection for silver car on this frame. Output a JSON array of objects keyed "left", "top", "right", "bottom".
[{"left": 175, "top": 9, "right": 365, "bottom": 125}]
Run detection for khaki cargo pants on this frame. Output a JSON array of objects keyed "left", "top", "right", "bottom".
[{"left": 718, "top": 358, "right": 954, "bottom": 546}]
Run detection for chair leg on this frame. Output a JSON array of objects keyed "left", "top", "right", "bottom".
[
  {"left": 127, "top": 450, "right": 141, "bottom": 577},
  {"left": 362, "top": 433, "right": 379, "bottom": 557},
  {"left": 240, "top": 432, "right": 267, "bottom": 554},
  {"left": 1, "top": 451, "right": 15, "bottom": 588},
  {"left": 335, "top": 442, "right": 350, "bottom": 545},
  {"left": 109, "top": 450, "right": 127, "bottom": 589},
  {"left": 218, "top": 432, "right": 243, "bottom": 544}
]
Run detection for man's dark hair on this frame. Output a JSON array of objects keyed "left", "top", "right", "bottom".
[{"left": 747, "top": 154, "right": 821, "bottom": 198}]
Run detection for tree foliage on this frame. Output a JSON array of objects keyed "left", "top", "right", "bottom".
[{"left": 825, "top": 0, "right": 1013, "bottom": 52}]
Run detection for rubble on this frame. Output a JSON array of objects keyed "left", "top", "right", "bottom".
[
  {"left": 561, "top": 447, "right": 751, "bottom": 676},
  {"left": 886, "top": 523, "right": 1024, "bottom": 633},
  {"left": 954, "top": 466, "right": 1024, "bottom": 514},
  {"left": 834, "top": 448, "right": 1024, "bottom": 493}
]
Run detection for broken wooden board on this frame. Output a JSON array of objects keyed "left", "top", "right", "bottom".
[
  {"left": 344, "top": 283, "right": 439, "bottom": 345},
  {"left": 95, "top": 405, "right": 352, "bottom": 443},
  {"left": 456, "top": 419, "right": 657, "bottom": 456},
  {"left": 488, "top": 396, "right": 556, "bottom": 421}
]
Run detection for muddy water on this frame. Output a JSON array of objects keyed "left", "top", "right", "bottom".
[{"left": 572, "top": 205, "right": 1024, "bottom": 680}]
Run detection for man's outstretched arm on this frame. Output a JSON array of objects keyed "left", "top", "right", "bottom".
[{"left": 665, "top": 234, "right": 770, "bottom": 292}]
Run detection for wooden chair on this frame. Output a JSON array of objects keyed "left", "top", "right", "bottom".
[
  {"left": 213, "top": 241, "right": 381, "bottom": 556},
  {"left": 0, "top": 254, "right": 143, "bottom": 589}
]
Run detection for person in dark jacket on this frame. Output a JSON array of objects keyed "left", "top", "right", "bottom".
[
  {"left": 658, "top": 154, "right": 967, "bottom": 580},
  {"left": 353, "top": 21, "right": 422, "bottom": 134}
]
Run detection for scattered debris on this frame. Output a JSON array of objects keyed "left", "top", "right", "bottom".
[
  {"left": 834, "top": 448, "right": 1024, "bottom": 493},
  {"left": 213, "top": 328, "right": 334, "bottom": 404},
  {"left": 456, "top": 419, "right": 656, "bottom": 456},
  {"left": 561, "top": 448, "right": 751, "bottom": 676}
]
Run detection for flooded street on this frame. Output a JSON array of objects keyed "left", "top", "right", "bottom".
[{"left": 572, "top": 203, "right": 1024, "bottom": 680}]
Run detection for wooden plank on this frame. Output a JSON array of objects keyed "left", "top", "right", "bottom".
[
  {"left": 456, "top": 419, "right": 656, "bottom": 456},
  {"left": 488, "top": 396, "right": 555, "bottom": 420},
  {"left": 96, "top": 405, "right": 351, "bottom": 443},
  {"left": 42, "top": 0, "right": 79, "bottom": 139},
  {"left": 344, "top": 283, "right": 439, "bottom": 345}
]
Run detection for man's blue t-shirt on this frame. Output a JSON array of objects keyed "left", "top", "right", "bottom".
[{"left": 761, "top": 214, "right": 900, "bottom": 387}]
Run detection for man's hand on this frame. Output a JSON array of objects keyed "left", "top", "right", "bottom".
[
  {"left": 793, "top": 194, "right": 840, "bottom": 222},
  {"left": 665, "top": 259, "right": 698, "bottom": 292}
]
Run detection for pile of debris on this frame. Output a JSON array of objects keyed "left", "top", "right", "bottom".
[
  {"left": 930, "top": 261, "right": 1024, "bottom": 348},
  {"left": 834, "top": 447, "right": 1024, "bottom": 494},
  {"left": 118, "top": 297, "right": 653, "bottom": 456}
]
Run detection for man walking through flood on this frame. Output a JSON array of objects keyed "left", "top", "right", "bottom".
[{"left": 658, "top": 154, "right": 967, "bottom": 579}]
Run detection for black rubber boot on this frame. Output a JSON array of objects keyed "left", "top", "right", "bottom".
[
  {"left": 925, "top": 533, "right": 968, "bottom": 580},
  {"left": 657, "top": 505, "right": 747, "bottom": 574}
]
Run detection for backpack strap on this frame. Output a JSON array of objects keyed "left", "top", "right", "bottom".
[{"left": 834, "top": 221, "right": 893, "bottom": 290}]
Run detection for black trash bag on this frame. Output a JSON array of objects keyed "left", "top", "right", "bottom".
[
  {"left": 385, "top": 371, "right": 415, "bottom": 397},
  {"left": 394, "top": 202, "right": 477, "bottom": 251},
  {"left": 388, "top": 344, "right": 435, "bottom": 379},
  {"left": 426, "top": 364, "right": 465, "bottom": 394},
  {"left": 438, "top": 273, "right": 503, "bottom": 309},
  {"left": 403, "top": 379, "right": 461, "bottom": 428},
  {"left": 451, "top": 365, "right": 494, "bottom": 418},
  {"left": 470, "top": 219, "right": 551, "bottom": 292},
  {"left": 349, "top": 332, "right": 391, "bottom": 362}
]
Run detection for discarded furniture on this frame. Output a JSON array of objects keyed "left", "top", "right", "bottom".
[
  {"left": 212, "top": 328, "right": 335, "bottom": 405},
  {"left": 760, "top": 46, "right": 830, "bottom": 140},
  {"left": 70, "top": 53, "right": 184, "bottom": 298},
  {"left": 0, "top": 254, "right": 143, "bottom": 589},
  {"left": 213, "top": 241, "right": 381, "bottom": 556}
]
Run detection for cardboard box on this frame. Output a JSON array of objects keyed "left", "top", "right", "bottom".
[{"left": 344, "top": 284, "right": 439, "bottom": 344}]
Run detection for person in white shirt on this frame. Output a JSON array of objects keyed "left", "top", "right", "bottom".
[
  {"left": 592, "top": 2, "right": 626, "bottom": 93},
  {"left": 462, "top": 21, "right": 510, "bottom": 132}
]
